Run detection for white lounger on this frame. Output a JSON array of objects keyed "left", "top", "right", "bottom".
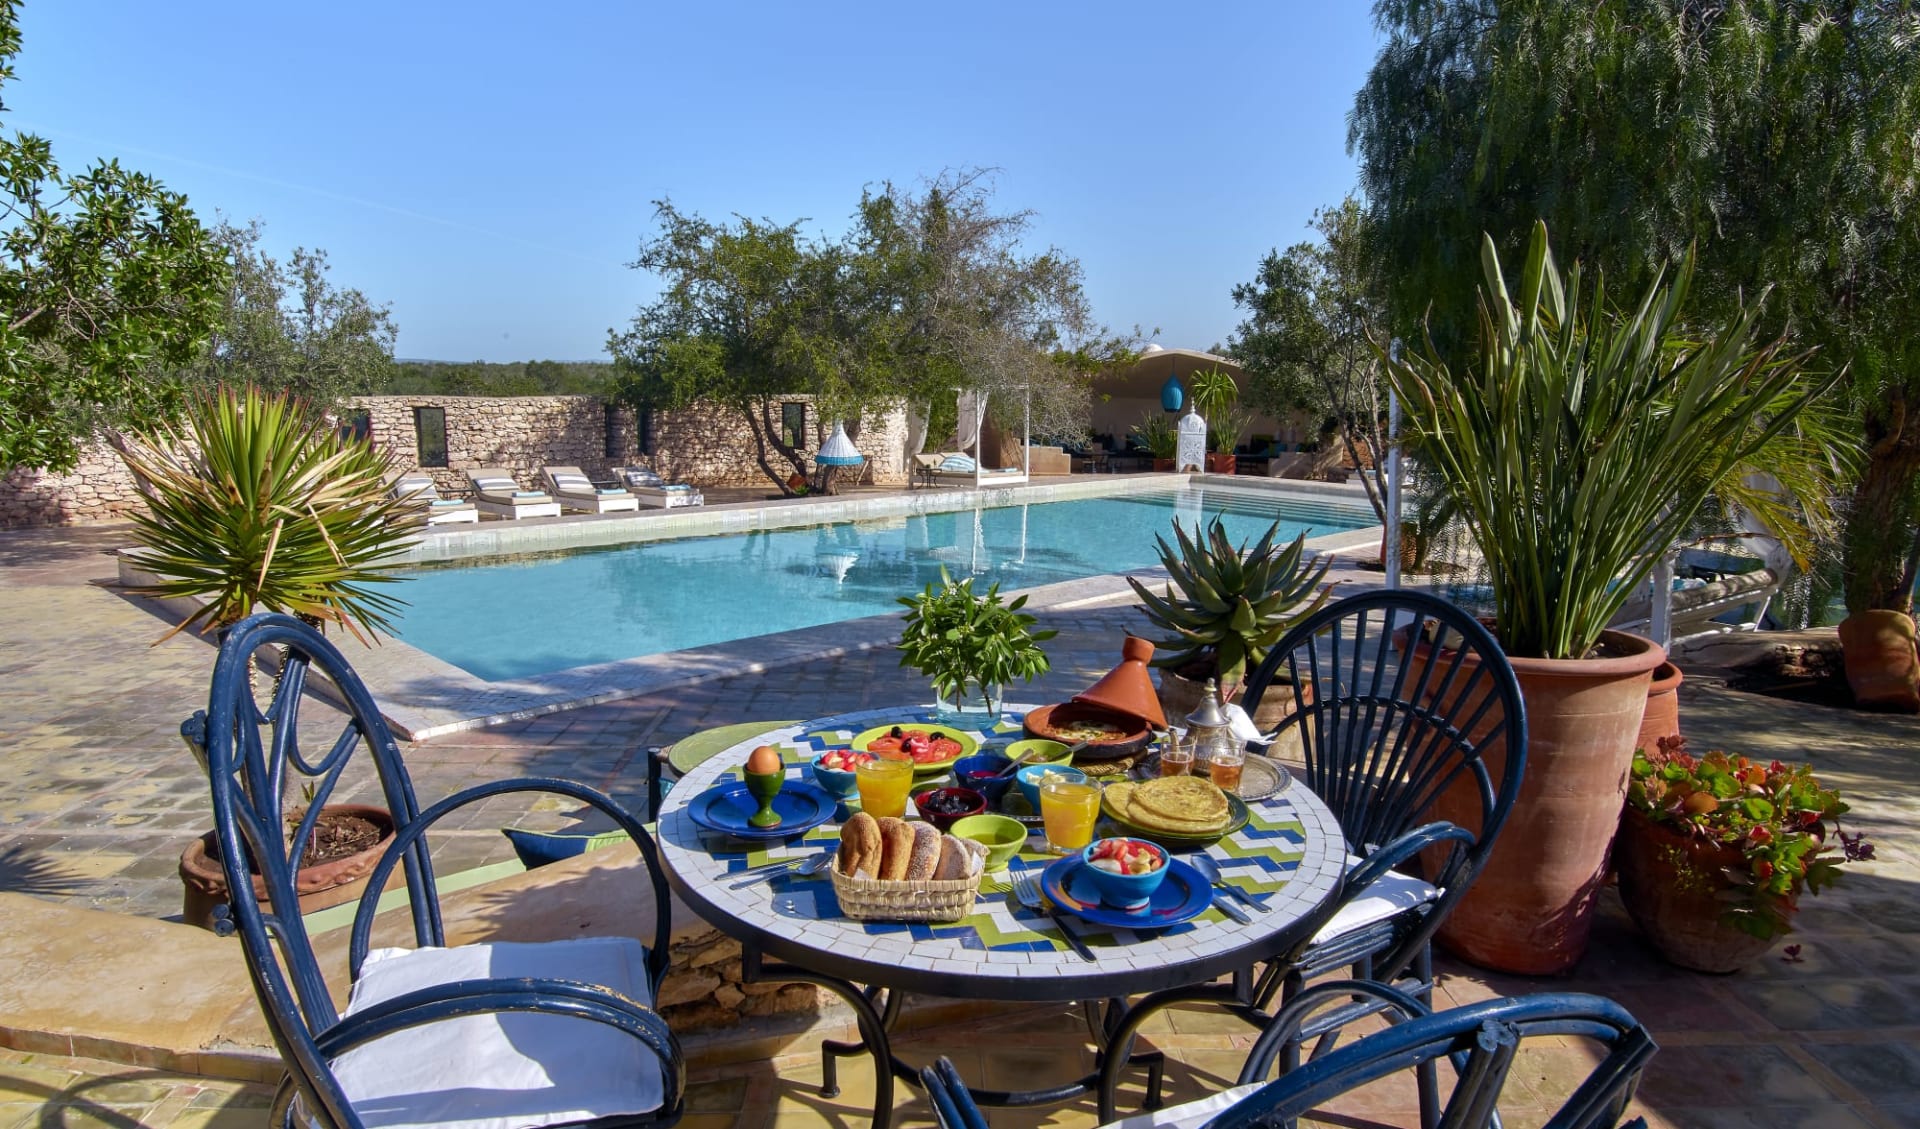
[
  {"left": 914, "top": 452, "right": 1028, "bottom": 487},
  {"left": 389, "top": 472, "right": 479, "bottom": 526},
  {"left": 463, "top": 468, "right": 563, "bottom": 520},
  {"left": 611, "top": 465, "right": 704, "bottom": 508},
  {"left": 543, "top": 466, "right": 642, "bottom": 514}
]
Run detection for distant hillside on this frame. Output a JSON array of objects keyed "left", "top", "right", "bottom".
[{"left": 376, "top": 360, "right": 617, "bottom": 397}]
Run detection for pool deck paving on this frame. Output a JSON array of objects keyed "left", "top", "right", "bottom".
[{"left": 3, "top": 500, "right": 1920, "bottom": 1127}]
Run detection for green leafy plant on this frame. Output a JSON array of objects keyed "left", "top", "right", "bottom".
[
  {"left": 117, "top": 385, "right": 415, "bottom": 643},
  {"left": 1129, "top": 412, "right": 1177, "bottom": 460},
  {"left": 1380, "top": 221, "right": 1837, "bottom": 660},
  {"left": 1129, "top": 519, "right": 1332, "bottom": 689},
  {"left": 1207, "top": 406, "right": 1251, "bottom": 456},
  {"left": 1627, "top": 736, "right": 1872, "bottom": 941},
  {"left": 897, "top": 567, "right": 1056, "bottom": 705}
]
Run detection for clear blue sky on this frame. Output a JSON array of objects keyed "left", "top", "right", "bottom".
[{"left": 13, "top": 2, "right": 1382, "bottom": 363}]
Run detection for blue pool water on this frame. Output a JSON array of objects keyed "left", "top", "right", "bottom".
[{"left": 391, "top": 488, "right": 1370, "bottom": 680}]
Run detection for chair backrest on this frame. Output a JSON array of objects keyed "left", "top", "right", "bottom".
[
  {"left": 545, "top": 466, "right": 595, "bottom": 494},
  {"left": 183, "top": 613, "right": 672, "bottom": 1126},
  {"left": 1222, "top": 986, "right": 1655, "bottom": 1129},
  {"left": 390, "top": 472, "right": 438, "bottom": 502},
  {"left": 1241, "top": 590, "right": 1526, "bottom": 969},
  {"left": 466, "top": 468, "right": 521, "bottom": 495}
]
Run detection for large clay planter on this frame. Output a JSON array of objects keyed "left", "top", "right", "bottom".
[
  {"left": 1636, "top": 661, "right": 1683, "bottom": 756},
  {"left": 1614, "top": 807, "right": 1776, "bottom": 973},
  {"left": 1413, "top": 629, "right": 1665, "bottom": 975},
  {"left": 1837, "top": 610, "right": 1920, "bottom": 713},
  {"left": 179, "top": 803, "right": 396, "bottom": 931},
  {"left": 1205, "top": 452, "right": 1237, "bottom": 475}
]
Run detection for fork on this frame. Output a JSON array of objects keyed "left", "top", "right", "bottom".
[{"left": 1012, "top": 863, "right": 1097, "bottom": 962}]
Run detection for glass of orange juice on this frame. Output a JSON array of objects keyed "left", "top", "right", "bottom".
[
  {"left": 855, "top": 753, "right": 915, "bottom": 819},
  {"left": 1040, "top": 779, "right": 1102, "bottom": 854}
]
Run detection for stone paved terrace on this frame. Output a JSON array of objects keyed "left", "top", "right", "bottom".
[{"left": 3, "top": 500, "right": 1920, "bottom": 1127}]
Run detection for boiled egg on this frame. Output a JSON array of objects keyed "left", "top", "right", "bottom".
[{"left": 746, "top": 745, "right": 782, "bottom": 775}]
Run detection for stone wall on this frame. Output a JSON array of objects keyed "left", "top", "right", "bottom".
[{"left": 0, "top": 394, "right": 913, "bottom": 527}]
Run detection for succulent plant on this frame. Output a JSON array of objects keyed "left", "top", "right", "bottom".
[{"left": 1129, "top": 518, "right": 1332, "bottom": 689}]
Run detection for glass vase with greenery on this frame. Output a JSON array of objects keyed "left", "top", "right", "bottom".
[
  {"left": 897, "top": 567, "right": 1055, "bottom": 718},
  {"left": 117, "top": 385, "right": 415, "bottom": 644}
]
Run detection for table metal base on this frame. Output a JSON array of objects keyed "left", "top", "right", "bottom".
[{"left": 744, "top": 949, "right": 1168, "bottom": 1129}]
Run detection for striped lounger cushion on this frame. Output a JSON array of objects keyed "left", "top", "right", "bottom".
[{"left": 549, "top": 472, "right": 596, "bottom": 494}]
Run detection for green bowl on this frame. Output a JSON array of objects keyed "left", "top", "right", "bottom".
[
  {"left": 1003, "top": 738, "right": 1073, "bottom": 768},
  {"left": 950, "top": 813, "right": 1030, "bottom": 872}
]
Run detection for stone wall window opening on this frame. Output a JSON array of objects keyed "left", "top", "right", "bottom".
[
  {"left": 781, "top": 402, "right": 807, "bottom": 449},
  {"left": 337, "top": 409, "right": 372, "bottom": 446},
  {"left": 603, "top": 403, "right": 622, "bottom": 460},
  {"left": 413, "top": 406, "right": 448, "bottom": 468},
  {"left": 637, "top": 407, "right": 653, "bottom": 456}
]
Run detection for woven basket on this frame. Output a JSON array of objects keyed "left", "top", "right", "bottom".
[{"left": 831, "top": 866, "right": 983, "bottom": 923}]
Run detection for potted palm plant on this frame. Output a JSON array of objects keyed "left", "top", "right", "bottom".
[
  {"left": 1131, "top": 412, "right": 1178, "bottom": 472},
  {"left": 897, "top": 566, "right": 1056, "bottom": 721},
  {"left": 116, "top": 385, "right": 418, "bottom": 929},
  {"left": 1129, "top": 518, "right": 1332, "bottom": 726},
  {"left": 1381, "top": 222, "right": 1836, "bottom": 974},
  {"left": 1190, "top": 368, "right": 1242, "bottom": 474}
]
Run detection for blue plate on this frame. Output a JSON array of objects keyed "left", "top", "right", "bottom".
[
  {"left": 1038, "top": 855, "right": 1212, "bottom": 929},
  {"left": 687, "top": 781, "right": 836, "bottom": 840}
]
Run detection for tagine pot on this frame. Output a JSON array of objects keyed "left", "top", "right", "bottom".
[
  {"left": 1614, "top": 806, "right": 1777, "bottom": 973},
  {"left": 1636, "top": 661, "right": 1684, "bottom": 757},
  {"left": 1836, "top": 610, "right": 1920, "bottom": 713},
  {"left": 179, "top": 803, "right": 396, "bottom": 932},
  {"left": 1405, "top": 626, "right": 1665, "bottom": 975}
]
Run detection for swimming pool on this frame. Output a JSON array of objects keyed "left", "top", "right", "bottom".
[{"left": 390, "top": 487, "right": 1371, "bottom": 681}]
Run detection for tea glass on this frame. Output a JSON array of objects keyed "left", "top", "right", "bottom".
[
  {"left": 1208, "top": 746, "right": 1247, "bottom": 795},
  {"left": 1158, "top": 732, "right": 1195, "bottom": 778},
  {"left": 1040, "top": 779, "right": 1102, "bottom": 855},
  {"left": 855, "top": 753, "right": 915, "bottom": 819}
]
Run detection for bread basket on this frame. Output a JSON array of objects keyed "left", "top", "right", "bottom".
[{"left": 830, "top": 866, "right": 983, "bottom": 923}]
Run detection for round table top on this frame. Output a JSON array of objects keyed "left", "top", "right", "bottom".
[{"left": 656, "top": 705, "right": 1347, "bottom": 1001}]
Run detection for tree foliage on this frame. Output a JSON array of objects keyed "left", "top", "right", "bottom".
[
  {"left": 189, "top": 221, "right": 397, "bottom": 408},
  {"left": 1352, "top": 0, "right": 1920, "bottom": 614},
  {"left": 379, "top": 359, "right": 615, "bottom": 397},
  {"left": 0, "top": 0, "right": 228, "bottom": 472}
]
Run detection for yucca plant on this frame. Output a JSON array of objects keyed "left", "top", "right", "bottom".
[
  {"left": 1130, "top": 411, "right": 1177, "bottom": 460},
  {"left": 1128, "top": 518, "right": 1332, "bottom": 690},
  {"left": 117, "top": 385, "right": 415, "bottom": 644},
  {"left": 1381, "top": 222, "right": 1839, "bottom": 660}
]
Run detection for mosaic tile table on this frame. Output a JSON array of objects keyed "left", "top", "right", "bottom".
[{"left": 656, "top": 706, "right": 1348, "bottom": 1128}]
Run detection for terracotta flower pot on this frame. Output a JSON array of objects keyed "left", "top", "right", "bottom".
[
  {"left": 1152, "top": 458, "right": 1176, "bottom": 472},
  {"left": 1409, "top": 628, "right": 1665, "bottom": 975},
  {"left": 1205, "top": 452, "right": 1237, "bottom": 475},
  {"left": 1837, "top": 610, "right": 1920, "bottom": 713},
  {"left": 1636, "top": 661, "right": 1683, "bottom": 757},
  {"left": 1614, "top": 806, "right": 1777, "bottom": 973},
  {"left": 179, "top": 803, "right": 396, "bottom": 931}
]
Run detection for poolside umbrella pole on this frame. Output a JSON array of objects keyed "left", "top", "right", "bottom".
[{"left": 814, "top": 420, "right": 866, "bottom": 495}]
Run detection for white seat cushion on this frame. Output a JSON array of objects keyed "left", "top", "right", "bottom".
[
  {"left": 392, "top": 478, "right": 438, "bottom": 501},
  {"left": 328, "top": 937, "right": 663, "bottom": 1129},
  {"left": 1109, "top": 1081, "right": 1266, "bottom": 1128},
  {"left": 1313, "top": 854, "right": 1441, "bottom": 943},
  {"left": 549, "top": 472, "right": 594, "bottom": 493}
]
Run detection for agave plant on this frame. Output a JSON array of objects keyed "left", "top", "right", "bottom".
[
  {"left": 117, "top": 385, "right": 415, "bottom": 644},
  {"left": 1128, "top": 518, "right": 1333, "bottom": 690}
]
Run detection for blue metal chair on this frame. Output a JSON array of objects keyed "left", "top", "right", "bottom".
[
  {"left": 928, "top": 986, "right": 1654, "bottom": 1128},
  {"left": 182, "top": 613, "right": 685, "bottom": 1129},
  {"left": 1100, "top": 589, "right": 1527, "bottom": 1123}
]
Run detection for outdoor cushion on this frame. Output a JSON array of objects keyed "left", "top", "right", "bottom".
[
  {"left": 327, "top": 937, "right": 662, "bottom": 1129},
  {"left": 472, "top": 477, "right": 518, "bottom": 494},
  {"left": 622, "top": 467, "right": 666, "bottom": 488},
  {"left": 392, "top": 478, "right": 439, "bottom": 501},
  {"left": 1107, "top": 1081, "right": 1266, "bottom": 1128},
  {"left": 939, "top": 454, "right": 976, "bottom": 472},
  {"left": 549, "top": 472, "right": 595, "bottom": 493},
  {"left": 512, "top": 490, "right": 544, "bottom": 499},
  {"left": 427, "top": 499, "right": 466, "bottom": 509},
  {"left": 1313, "top": 854, "right": 1441, "bottom": 942},
  {"left": 500, "top": 827, "right": 632, "bottom": 869}
]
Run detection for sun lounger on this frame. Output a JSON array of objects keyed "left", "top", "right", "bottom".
[
  {"left": 1611, "top": 563, "right": 1782, "bottom": 643},
  {"left": 388, "top": 472, "right": 479, "bottom": 526},
  {"left": 542, "top": 465, "right": 642, "bottom": 514},
  {"left": 463, "top": 468, "right": 562, "bottom": 519},
  {"left": 611, "top": 465, "right": 704, "bottom": 508},
  {"left": 914, "top": 451, "right": 1028, "bottom": 487}
]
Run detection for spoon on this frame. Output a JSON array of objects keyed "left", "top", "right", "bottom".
[
  {"left": 1189, "top": 853, "right": 1268, "bottom": 914},
  {"left": 729, "top": 852, "right": 835, "bottom": 889}
]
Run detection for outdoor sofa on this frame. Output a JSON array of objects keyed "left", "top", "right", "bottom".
[
  {"left": 542, "top": 465, "right": 642, "bottom": 514},
  {"left": 463, "top": 468, "right": 563, "bottom": 519},
  {"left": 388, "top": 472, "right": 480, "bottom": 525}
]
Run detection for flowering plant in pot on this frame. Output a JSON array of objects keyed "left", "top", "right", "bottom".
[
  {"left": 1379, "top": 221, "right": 1838, "bottom": 973},
  {"left": 898, "top": 567, "right": 1055, "bottom": 720},
  {"left": 1128, "top": 518, "right": 1331, "bottom": 726},
  {"left": 1618, "top": 736, "right": 1872, "bottom": 972}
]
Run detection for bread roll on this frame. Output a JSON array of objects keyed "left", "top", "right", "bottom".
[
  {"left": 878, "top": 817, "right": 914, "bottom": 880},
  {"left": 933, "top": 834, "right": 970, "bottom": 881},
  {"left": 904, "top": 821, "right": 942, "bottom": 880},
  {"left": 838, "top": 812, "right": 882, "bottom": 877}
]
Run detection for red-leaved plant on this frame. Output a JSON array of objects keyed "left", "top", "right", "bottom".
[{"left": 1626, "top": 736, "right": 1873, "bottom": 940}]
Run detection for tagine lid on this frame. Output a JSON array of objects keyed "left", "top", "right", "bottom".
[{"left": 1071, "top": 635, "right": 1168, "bottom": 730}]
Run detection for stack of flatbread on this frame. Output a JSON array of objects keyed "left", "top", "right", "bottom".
[{"left": 1103, "top": 776, "right": 1233, "bottom": 837}]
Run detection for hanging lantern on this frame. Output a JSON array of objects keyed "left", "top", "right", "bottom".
[
  {"left": 1160, "top": 374, "right": 1186, "bottom": 413},
  {"left": 815, "top": 420, "right": 865, "bottom": 466}
]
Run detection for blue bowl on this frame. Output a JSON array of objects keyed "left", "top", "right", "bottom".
[
  {"left": 1081, "top": 838, "right": 1171, "bottom": 911},
  {"left": 808, "top": 753, "right": 861, "bottom": 799},
  {"left": 953, "top": 754, "right": 1016, "bottom": 804},
  {"left": 1016, "top": 764, "right": 1088, "bottom": 812}
]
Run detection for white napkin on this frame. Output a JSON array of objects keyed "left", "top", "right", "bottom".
[{"left": 1170, "top": 704, "right": 1275, "bottom": 747}]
